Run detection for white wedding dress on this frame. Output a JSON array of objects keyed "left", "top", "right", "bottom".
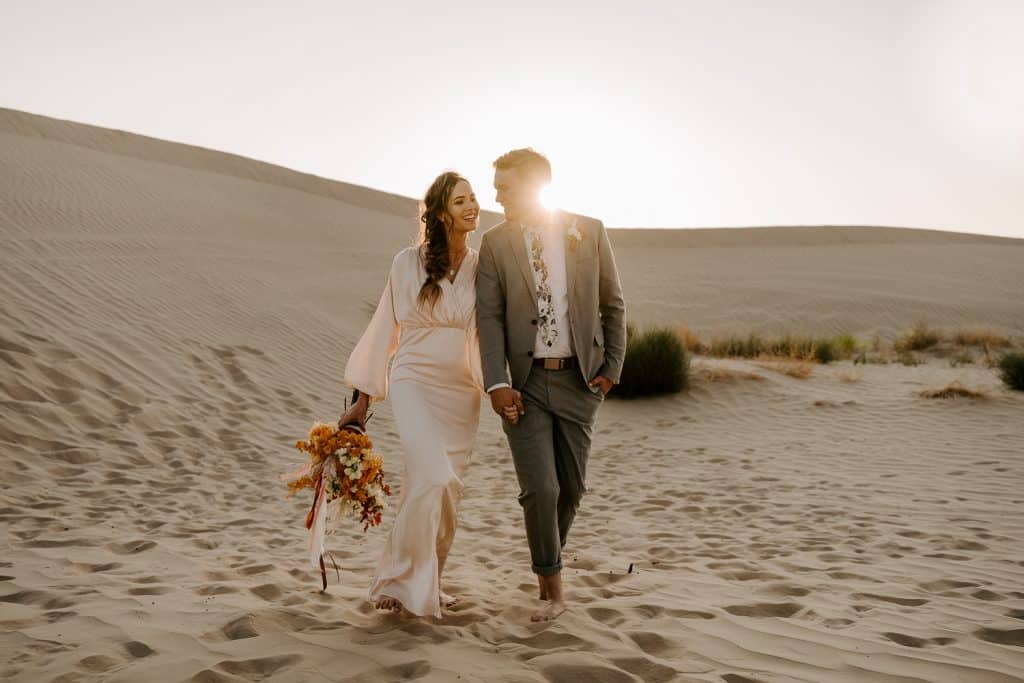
[{"left": 344, "top": 245, "right": 483, "bottom": 617}]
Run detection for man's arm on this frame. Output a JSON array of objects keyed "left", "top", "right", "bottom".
[
  {"left": 594, "top": 220, "right": 627, "bottom": 383},
  {"left": 475, "top": 232, "right": 512, "bottom": 389}
]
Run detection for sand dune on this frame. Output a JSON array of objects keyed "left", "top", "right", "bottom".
[{"left": 2, "top": 108, "right": 1023, "bottom": 682}]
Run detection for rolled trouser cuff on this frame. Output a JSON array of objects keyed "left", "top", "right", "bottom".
[{"left": 532, "top": 560, "right": 562, "bottom": 576}]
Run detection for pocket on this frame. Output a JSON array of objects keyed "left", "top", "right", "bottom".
[{"left": 593, "top": 331, "right": 604, "bottom": 348}]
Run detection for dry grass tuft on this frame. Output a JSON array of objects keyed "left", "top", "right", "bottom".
[
  {"left": 949, "top": 350, "right": 974, "bottom": 368},
  {"left": 836, "top": 369, "right": 861, "bottom": 383},
  {"left": 895, "top": 320, "right": 943, "bottom": 352},
  {"left": 953, "top": 328, "right": 1010, "bottom": 349},
  {"left": 756, "top": 358, "right": 814, "bottom": 379},
  {"left": 695, "top": 364, "right": 765, "bottom": 383},
  {"left": 897, "top": 350, "right": 922, "bottom": 366},
  {"left": 674, "top": 324, "right": 706, "bottom": 353},
  {"left": 918, "top": 381, "right": 988, "bottom": 400}
]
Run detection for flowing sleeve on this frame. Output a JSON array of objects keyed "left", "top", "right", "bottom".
[
  {"left": 343, "top": 254, "right": 402, "bottom": 402},
  {"left": 466, "top": 312, "right": 485, "bottom": 394}
]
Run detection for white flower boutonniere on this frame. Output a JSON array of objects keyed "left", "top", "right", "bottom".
[{"left": 567, "top": 221, "right": 583, "bottom": 251}]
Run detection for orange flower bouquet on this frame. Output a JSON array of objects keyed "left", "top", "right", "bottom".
[{"left": 280, "top": 422, "right": 391, "bottom": 590}]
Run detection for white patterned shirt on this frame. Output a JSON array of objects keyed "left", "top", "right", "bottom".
[
  {"left": 486, "top": 218, "right": 575, "bottom": 394},
  {"left": 523, "top": 221, "right": 575, "bottom": 359}
]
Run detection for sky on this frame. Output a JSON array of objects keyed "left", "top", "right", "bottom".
[{"left": 3, "top": 0, "right": 1023, "bottom": 237}]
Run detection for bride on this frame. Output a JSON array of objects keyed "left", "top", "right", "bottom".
[{"left": 338, "top": 171, "right": 499, "bottom": 617}]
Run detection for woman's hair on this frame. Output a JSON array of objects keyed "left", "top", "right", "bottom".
[{"left": 417, "top": 171, "right": 467, "bottom": 309}]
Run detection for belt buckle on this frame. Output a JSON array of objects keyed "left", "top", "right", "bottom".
[{"left": 543, "top": 358, "right": 561, "bottom": 370}]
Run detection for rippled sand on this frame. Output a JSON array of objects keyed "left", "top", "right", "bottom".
[{"left": 2, "top": 108, "right": 1023, "bottom": 682}]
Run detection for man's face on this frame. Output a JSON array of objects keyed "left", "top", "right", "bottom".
[{"left": 493, "top": 167, "right": 540, "bottom": 223}]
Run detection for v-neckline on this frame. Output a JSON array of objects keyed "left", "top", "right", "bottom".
[{"left": 443, "top": 248, "right": 474, "bottom": 287}]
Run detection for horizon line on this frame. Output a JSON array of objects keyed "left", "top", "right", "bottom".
[{"left": 3, "top": 105, "right": 1020, "bottom": 243}]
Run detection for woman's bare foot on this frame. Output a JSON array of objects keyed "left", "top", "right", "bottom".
[
  {"left": 439, "top": 590, "right": 458, "bottom": 609},
  {"left": 530, "top": 600, "right": 566, "bottom": 622},
  {"left": 375, "top": 596, "right": 402, "bottom": 613}
]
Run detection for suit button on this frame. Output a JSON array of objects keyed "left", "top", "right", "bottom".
[
  {"left": 531, "top": 319, "right": 537, "bottom": 325},
  {"left": 527, "top": 351, "right": 534, "bottom": 357}
]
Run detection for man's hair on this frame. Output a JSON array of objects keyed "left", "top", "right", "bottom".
[{"left": 493, "top": 147, "right": 552, "bottom": 186}]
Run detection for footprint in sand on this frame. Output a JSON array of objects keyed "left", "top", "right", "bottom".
[
  {"left": 77, "top": 654, "right": 122, "bottom": 673},
  {"left": 972, "top": 589, "right": 1007, "bottom": 601},
  {"left": 759, "top": 583, "right": 811, "bottom": 597},
  {"left": 127, "top": 586, "right": 173, "bottom": 596},
  {"left": 202, "top": 654, "right": 303, "bottom": 680},
  {"left": 123, "top": 641, "right": 155, "bottom": 658},
  {"left": 723, "top": 602, "right": 802, "bottom": 618},
  {"left": 918, "top": 579, "right": 978, "bottom": 592},
  {"left": 587, "top": 606, "right": 628, "bottom": 627},
  {"left": 975, "top": 628, "right": 1024, "bottom": 647},
  {"left": 883, "top": 632, "right": 956, "bottom": 648},
  {"left": 249, "top": 584, "right": 282, "bottom": 601},
  {"left": 220, "top": 614, "right": 259, "bottom": 640},
  {"left": 0, "top": 590, "right": 76, "bottom": 610},
  {"left": 107, "top": 539, "right": 156, "bottom": 554},
  {"left": 610, "top": 656, "right": 680, "bottom": 683},
  {"left": 854, "top": 593, "right": 928, "bottom": 607}
]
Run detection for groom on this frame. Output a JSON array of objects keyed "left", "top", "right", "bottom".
[{"left": 476, "top": 148, "right": 627, "bottom": 621}]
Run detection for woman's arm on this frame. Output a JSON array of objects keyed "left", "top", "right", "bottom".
[{"left": 343, "top": 253, "right": 403, "bottom": 404}]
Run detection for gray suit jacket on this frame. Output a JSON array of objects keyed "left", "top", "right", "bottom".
[{"left": 476, "top": 210, "right": 627, "bottom": 393}]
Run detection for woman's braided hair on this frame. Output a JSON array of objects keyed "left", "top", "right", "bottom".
[{"left": 417, "top": 171, "right": 467, "bottom": 309}]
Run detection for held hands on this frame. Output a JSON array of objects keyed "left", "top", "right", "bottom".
[
  {"left": 489, "top": 387, "right": 525, "bottom": 425},
  {"left": 588, "top": 375, "right": 614, "bottom": 396}
]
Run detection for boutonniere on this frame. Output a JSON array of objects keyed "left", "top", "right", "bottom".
[{"left": 567, "top": 221, "right": 583, "bottom": 251}]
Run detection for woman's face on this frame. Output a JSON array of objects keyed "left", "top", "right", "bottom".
[{"left": 445, "top": 180, "right": 479, "bottom": 235}]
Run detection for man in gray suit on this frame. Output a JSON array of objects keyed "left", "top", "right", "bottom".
[{"left": 476, "top": 148, "right": 627, "bottom": 621}]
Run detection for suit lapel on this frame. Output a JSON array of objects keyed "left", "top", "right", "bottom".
[
  {"left": 504, "top": 223, "right": 538, "bottom": 306},
  {"left": 563, "top": 212, "right": 578, "bottom": 302}
]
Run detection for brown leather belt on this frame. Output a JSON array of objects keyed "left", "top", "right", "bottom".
[{"left": 533, "top": 356, "right": 577, "bottom": 370}]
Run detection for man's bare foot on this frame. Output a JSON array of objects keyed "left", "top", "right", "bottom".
[
  {"left": 439, "top": 590, "right": 458, "bottom": 609},
  {"left": 375, "top": 596, "right": 402, "bottom": 613},
  {"left": 530, "top": 600, "right": 566, "bottom": 622}
]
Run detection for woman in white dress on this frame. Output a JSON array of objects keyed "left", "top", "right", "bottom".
[{"left": 338, "top": 171, "right": 487, "bottom": 618}]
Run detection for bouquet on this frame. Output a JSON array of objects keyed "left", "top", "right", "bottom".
[{"left": 280, "top": 422, "right": 391, "bottom": 590}]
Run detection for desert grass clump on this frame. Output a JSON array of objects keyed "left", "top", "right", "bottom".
[
  {"left": 897, "top": 350, "right": 921, "bottom": 366},
  {"left": 708, "top": 333, "right": 765, "bottom": 358},
  {"left": 709, "top": 333, "right": 838, "bottom": 364},
  {"left": 896, "top": 320, "right": 943, "bottom": 352},
  {"left": 918, "top": 381, "right": 987, "bottom": 400},
  {"left": 814, "top": 339, "right": 837, "bottom": 364},
  {"left": 613, "top": 324, "right": 690, "bottom": 399},
  {"left": 954, "top": 328, "right": 1010, "bottom": 349},
  {"left": 674, "top": 324, "right": 706, "bottom": 354},
  {"left": 949, "top": 350, "right": 974, "bottom": 368},
  {"left": 763, "top": 335, "right": 816, "bottom": 359},
  {"left": 998, "top": 352, "right": 1024, "bottom": 391},
  {"left": 834, "top": 333, "right": 861, "bottom": 357}
]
